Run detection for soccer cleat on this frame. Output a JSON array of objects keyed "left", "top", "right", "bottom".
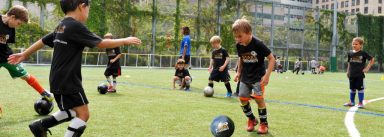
[
  {"left": 343, "top": 102, "right": 355, "bottom": 107},
  {"left": 225, "top": 92, "right": 232, "bottom": 98},
  {"left": 232, "top": 92, "right": 239, "bottom": 97},
  {"left": 357, "top": 103, "right": 364, "bottom": 108},
  {"left": 29, "top": 120, "right": 51, "bottom": 137},
  {"left": 257, "top": 122, "right": 269, "bottom": 134},
  {"left": 247, "top": 118, "right": 258, "bottom": 132},
  {"left": 40, "top": 91, "right": 54, "bottom": 102}
]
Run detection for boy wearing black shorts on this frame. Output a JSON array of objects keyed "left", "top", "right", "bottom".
[
  {"left": 207, "top": 36, "right": 232, "bottom": 97},
  {"left": 8, "top": 0, "right": 141, "bottom": 136}
]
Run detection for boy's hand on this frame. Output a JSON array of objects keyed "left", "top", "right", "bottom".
[
  {"left": 261, "top": 76, "right": 270, "bottom": 86},
  {"left": 208, "top": 67, "right": 212, "bottom": 73},
  {"left": 8, "top": 53, "right": 26, "bottom": 65},
  {"left": 234, "top": 73, "right": 240, "bottom": 82},
  {"left": 124, "top": 37, "right": 142, "bottom": 45},
  {"left": 219, "top": 66, "right": 225, "bottom": 72},
  {"left": 110, "top": 59, "right": 115, "bottom": 63}
]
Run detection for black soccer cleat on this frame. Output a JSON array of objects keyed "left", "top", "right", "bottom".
[{"left": 29, "top": 120, "right": 51, "bottom": 137}]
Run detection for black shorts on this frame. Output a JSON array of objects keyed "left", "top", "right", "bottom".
[
  {"left": 349, "top": 77, "right": 364, "bottom": 90},
  {"left": 179, "top": 55, "right": 190, "bottom": 65},
  {"left": 54, "top": 91, "right": 89, "bottom": 110},
  {"left": 209, "top": 69, "right": 230, "bottom": 82},
  {"left": 104, "top": 67, "right": 121, "bottom": 77}
]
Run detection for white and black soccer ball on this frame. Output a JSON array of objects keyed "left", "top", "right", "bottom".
[{"left": 203, "top": 86, "right": 214, "bottom": 97}]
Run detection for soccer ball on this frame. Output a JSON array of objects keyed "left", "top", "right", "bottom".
[
  {"left": 203, "top": 86, "right": 214, "bottom": 97},
  {"left": 210, "top": 115, "right": 235, "bottom": 137},
  {"left": 97, "top": 84, "right": 108, "bottom": 94},
  {"left": 34, "top": 98, "right": 54, "bottom": 115}
]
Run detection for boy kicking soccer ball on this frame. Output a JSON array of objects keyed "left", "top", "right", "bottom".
[{"left": 207, "top": 36, "right": 233, "bottom": 97}]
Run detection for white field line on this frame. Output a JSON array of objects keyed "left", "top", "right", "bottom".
[{"left": 344, "top": 97, "right": 384, "bottom": 137}]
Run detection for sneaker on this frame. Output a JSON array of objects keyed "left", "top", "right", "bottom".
[
  {"left": 40, "top": 91, "right": 54, "bottom": 102},
  {"left": 257, "top": 122, "right": 269, "bottom": 134},
  {"left": 357, "top": 103, "right": 364, "bottom": 108},
  {"left": 225, "top": 92, "right": 232, "bottom": 98},
  {"left": 29, "top": 120, "right": 51, "bottom": 137},
  {"left": 232, "top": 92, "right": 239, "bottom": 97},
  {"left": 343, "top": 102, "right": 355, "bottom": 107},
  {"left": 247, "top": 118, "right": 258, "bottom": 132}
]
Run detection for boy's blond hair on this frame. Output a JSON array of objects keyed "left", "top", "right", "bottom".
[
  {"left": 175, "top": 59, "right": 185, "bottom": 69},
  {"left": 209, "top": 36, "right": 221, "bottom": 44},
  {"left": 6, "top": 5, "right": 29, "bottom": 23},
  {"left": 353, "top": 37, "right": 364, "bottom": 45},
  {"left": 232, "top": 17, "right": 252, "bottom": 34}
]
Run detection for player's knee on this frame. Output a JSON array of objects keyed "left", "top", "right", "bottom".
[{"left": 185, "top": 76, "right": 191, "bottom": 81}]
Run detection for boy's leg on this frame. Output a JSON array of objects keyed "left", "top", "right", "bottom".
[
  {"left": 345, "top": 78, "right": 357, "bottom": 106},
  {"left": 208, "top": 81, "right": 214, "bottom": 88},
  {"left": 3, "top": 63, "right": 52, "bottom": 101},
  {"left": 252, "top": 83, "right": 268, "bottom": 134},
  {"left": 112, "top": 76, "right": 117, "bottom": 90},
  {"left": 184, "top": 76, "right": 191, "bottom": 91},
  {"left": 29, "top": 109, "right": 76, "bottom": 137},
  {"left": 357, "top": 77, "right": 365, "bottom": 108},
  {"left": 224, "top": 81, "right": 232, "bottom": 97},
  {"left": 65, "top": 104, "right": 89, "bottom": 137},
  {"left": 238, "top": 82, "right": 258, "bottom": 132}
]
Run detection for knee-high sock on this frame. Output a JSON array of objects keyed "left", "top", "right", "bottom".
[
  {"left": 106, "top": 76, "right": 112, "bottom": 86},
  {"left": 350, "top": 89, "right": 356, "bottom": 104},
  {"left": 112, "top": 76, "right": 117, "bottom": 89},
  {"left": 358, "top": 90, "right": 364, "bottom": 103},
  {"left": 241, "top": 102, "right": 255, "bottom": 120},
  {"left": 224, "top": 82, "right": 232, "bottom": 93},
  {"left": 25, "top": 74, "right": 45, "bottom": 94},
  {"left": 258, "top": 108, "right": 268, "bottom": 123},
  {"left": 65, "top": 117, "right": 87, "bottom": 137},
  {"left": 41, "top": 110, "right": 76, "bottom": 128},
  {"left": 208, "top": 83, "right": 213, "bottom": 88}
]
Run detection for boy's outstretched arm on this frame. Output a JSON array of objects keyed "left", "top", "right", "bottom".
[
  {"left": 97, "top": 37, "right": 141, "bottom": 49},
  {"left": 261, "top": 53, "right": 276, "bottom": 86},
  {"left": 8, "top": 39, "right": 45, "bottom": 65}
]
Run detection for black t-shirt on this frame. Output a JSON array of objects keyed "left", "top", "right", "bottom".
[
  {"left": 211, "top": 47, "right": 229, "bottom": 69},
  {"left": 0, "top": 18, "right": 15, "bottom": 63},
  {"left": 42, "top": 17, "right": 102, "bottom": 94},
  {"left": 347, "top": 50, "right": 372, "bottom": 78},
  {"left": 106, "top": 47, "right": 121, "bottom": 69},
  {"left": 236, "top": 37, "right": 271, "bottom": 84},
  {"left": 174, "top": 68, "right": 190, "bottom": 78}
]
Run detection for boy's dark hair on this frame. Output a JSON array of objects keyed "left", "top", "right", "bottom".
[
  {"left": 6, "top": 5, "right": 29, "bottom": 23},
  {"left": 60, "top": 0, "right": 89, "bottom": 14},
  {"left": 182, "top": 27, "right": 190, "bottom": 35}
]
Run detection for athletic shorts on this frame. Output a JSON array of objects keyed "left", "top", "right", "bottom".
[
  {"left": 349, "top": 77, "right": 364, "bottom": 90},
  {"left": 179, "top": 55, "right": 190, "bottom": 65},
  {"left": 238, "top": 82, "right": 265, "bottom": 100},
  {"left": 104, "top": 67, "right": 121, "bottom": 77},
  {"left": 0, "top": 63, "right": 28, "bottom": 78},
  {"left": 209, "top": 69, "right": 230, "bottom": 82},
  {"left": 54, "top": 90, "right": 89, "bottom": 110}
]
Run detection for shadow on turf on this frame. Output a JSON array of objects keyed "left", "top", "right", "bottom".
[{"left": 247, "top": 131, "right": 274, "bottom": 137}]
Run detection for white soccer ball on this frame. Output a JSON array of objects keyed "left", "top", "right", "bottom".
[{"left": 203, "top": 86, "right": 214, "bottom": 97}]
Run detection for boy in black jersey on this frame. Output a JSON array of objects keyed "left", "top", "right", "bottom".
[
  {"left": 103, "top": 33, "right": 122, "bottom": 93},
  {"left": 344, "top": 37, "right": 374, "bottom": 108},
  {"left": 207, "top": 36, "right": 232, "bottom": 97},
  {"left": 173, "top": 59, "right": 191, "bottom": 91},
  {"left": 1, "top": 5, "right": 53, "bottom": 102},
  {"left": 8, "top": 0, "right": 141, "bottom": 136},
  {"left": 232, "top": 18, "right": 275, "bottom": 134}
]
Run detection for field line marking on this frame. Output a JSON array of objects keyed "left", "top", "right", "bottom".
[{"left": 344, "top": 97, "right": 384, "bottom": 137}]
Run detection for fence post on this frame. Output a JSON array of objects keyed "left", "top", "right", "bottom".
[
  {"left": 160, "top": 55, "right": 162, "bottom": 68},
  {"left": 36, "top": 50, "right": 39, "bottom": 64},
  {"left": 136, "top": 54, "right": 138, "bottom": 67}
]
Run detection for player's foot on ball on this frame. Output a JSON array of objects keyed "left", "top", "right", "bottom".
[
  {"left": 343, "top": 102, "right": 355, "bottom": 107},
  {"left": 247, "top": 118, "right": 258, "bottom": 132},
  {"left": 257, "top": 122, "right": 269, "bottom": 134},
  {"left": 41, "top": 91, "right": 54, "bottom": 102}
]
